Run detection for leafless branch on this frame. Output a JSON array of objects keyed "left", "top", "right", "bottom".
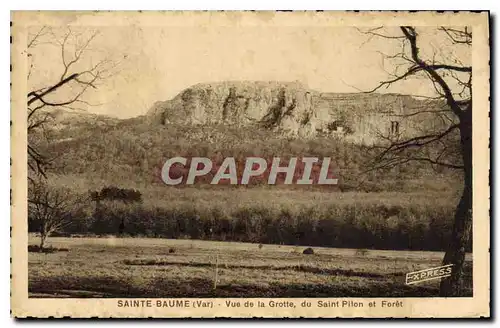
[
  {"left": 440, "top": 27, "right": 472, "bottom": 46},
  {"left": 27, "top": 26, "right": 50, "bottom": 49},
  {"left": 27, "top": 28, "right": 122, "bottom": 178}
]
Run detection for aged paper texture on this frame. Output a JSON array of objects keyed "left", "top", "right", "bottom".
[{"left": 11, "top": 11, "right": 490, "bottom": 318}]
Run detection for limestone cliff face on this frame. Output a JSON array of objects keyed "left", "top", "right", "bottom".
[
  {"left": 148, "top": 81, "right": 447, "bottom": 142},
  {"left": 148, "top": 81, "right": 322, "bottom": 137}
]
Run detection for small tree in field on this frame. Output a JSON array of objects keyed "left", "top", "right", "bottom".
[{"left": 28, "top": 180, "right": 84, "bottom": 250}]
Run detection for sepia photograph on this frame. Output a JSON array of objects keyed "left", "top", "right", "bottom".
[{"left": 11, "top": 11, "right": 490, "bottom": 318}]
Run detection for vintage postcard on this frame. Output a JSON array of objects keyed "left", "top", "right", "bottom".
[{"left": 11, "top": 11, "right": 490, "bottom": 318}]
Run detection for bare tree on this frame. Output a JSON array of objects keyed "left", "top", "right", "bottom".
[
  {"left": 28, "top": 179, "right": 85, "bottom": 250},
  {"left": 360, "top": 26, "right": 472, "bottom": 296},
  {"left": 27, "top": 26, "right": 120, "bottom": 178}
]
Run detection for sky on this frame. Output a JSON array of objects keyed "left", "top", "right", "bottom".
[{"left": 27, "top": 25, "right": 470, "bottom": 118}]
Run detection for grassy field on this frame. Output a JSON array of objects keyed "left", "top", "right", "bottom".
[{"left": 28, "top": 235, "right": 472, "bottom": 298}]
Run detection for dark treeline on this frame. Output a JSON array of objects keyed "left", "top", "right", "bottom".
[{"left": 28, "top": 202, "right": 472, "bottom": 252}]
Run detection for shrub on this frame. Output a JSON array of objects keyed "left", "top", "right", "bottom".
[
  {"left": 303, "top": 247, "right": 314, "bottom": 255},
  {"left": 28, "top": 245, "right": 69, "bottom": 253}
]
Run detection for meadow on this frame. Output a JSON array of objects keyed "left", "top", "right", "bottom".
[{"left": 28, "top": 235, "right": 473, "bottom": 298}]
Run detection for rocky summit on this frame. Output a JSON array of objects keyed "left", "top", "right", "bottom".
[{"left": 147, "top": 80, "right": 447, "bottom": 143}]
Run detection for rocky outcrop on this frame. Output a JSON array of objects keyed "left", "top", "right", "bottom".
[
  {"left": 148, "top": 81, "right": 320, "bottom": 137},
  {"left": 148, "top": 81, "right": 447, "bottom": 142}
]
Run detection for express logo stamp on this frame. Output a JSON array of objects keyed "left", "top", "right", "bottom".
[{"left": 406, "top": 264, "right": 453, "bottom": 285}]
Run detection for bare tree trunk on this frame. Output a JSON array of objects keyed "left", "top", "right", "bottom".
[
  {"left": 440, "top": 109, "right": 472, "bottom": 296},
  {"left": 39, "top": 233, "right": 47, "bottom": 251}
]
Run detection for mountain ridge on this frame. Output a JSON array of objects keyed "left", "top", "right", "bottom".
[{"left": 146, "top": 80, "right": 445, "bottom": 142}]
